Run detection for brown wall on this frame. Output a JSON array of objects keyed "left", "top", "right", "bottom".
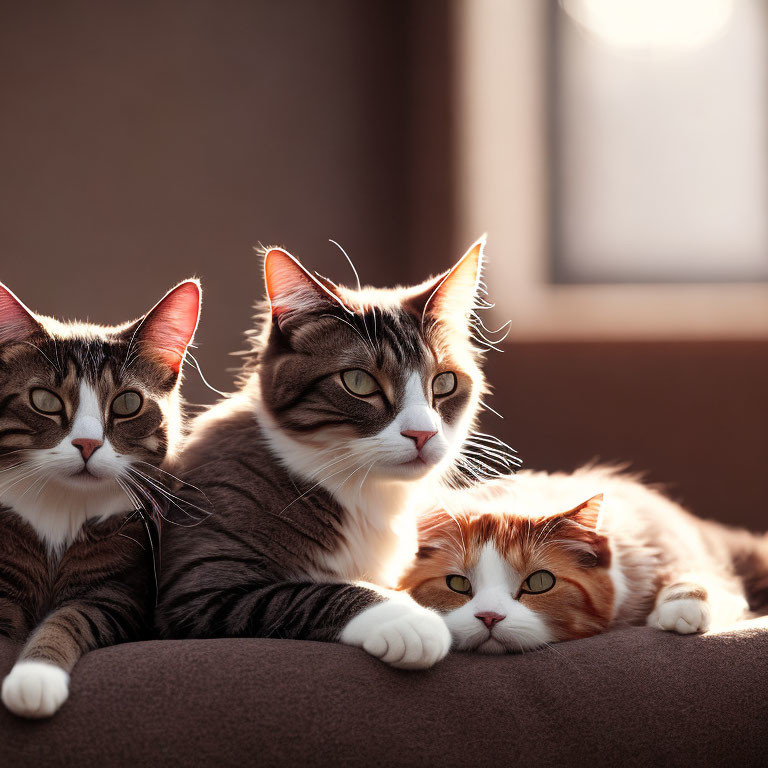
[
  {"left": 0, "top": 0, "right": 454, "bottom": 406},
  {"left": 1, "top": 3, "right": 763, "bottom": 530},
  {"left": 481, "top": 341, "right": 768, "bottom": 530}
]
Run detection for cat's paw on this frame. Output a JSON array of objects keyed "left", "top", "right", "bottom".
[
  {"left": 649, "top": 598, "right": 711, "bottom": 635},
  {"left": 1, "top": 661, "right": 70, "bottom": 718},
  {"left": 341, "top": 598, "right": 451, "bottom": 670}
]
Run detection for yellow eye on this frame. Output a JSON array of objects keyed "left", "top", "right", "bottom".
[
  {"left": 341, "top": 369, "right": 379, "bottom": 397},
  {"left": 30, "top": 388, "right": 64, "bottom": 415},
  {"left": 111, "top": 391, "right": 143, "bottom": 417},
  {"left": 432, "top": 371, "right": 457, "bottom": 397},
  {"left": 446, "top": 575, "right": 471, "bottom": 594},
  {"left": 523, "top": 570, "right": 555, "bottom": 595}
]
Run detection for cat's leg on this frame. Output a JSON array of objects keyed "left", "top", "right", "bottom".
[
  {"left": 2, "top": 588, "right": 145, "bottom": 718},
  {"left": 647, "top": 574, "right": 748, "bottom": 634},
  {"left": 0, "top": 597, "right": 31, "bottom": 642},
  {"left": 159, "top": 577, "right": 450, "bottom": 670},
  {"left": 339, "top": 585, "right": 451, "bottom": 670},
  {"left": 647, "top": 580, "right": 712, "bottom": 634}
]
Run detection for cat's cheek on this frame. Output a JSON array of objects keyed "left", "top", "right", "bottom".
[
  {"left": 1, "top": 661, "right": 70, "bottom": 719},
  {"left": 443, "top": 604, "right": 492, "bottom": 651},
  {"left": 419, "top": 433, "right": 451, "bottom": 468}
]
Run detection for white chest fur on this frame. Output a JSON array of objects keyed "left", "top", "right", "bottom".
[
  {"left": 256, "top": 405, "right": 424, "bottom": 588},
  {"left": 1, "top": 472, "right": 128, "bottom": 552},
  {"left": 310, "top": 479, "right": 419, "bottom": 588}
]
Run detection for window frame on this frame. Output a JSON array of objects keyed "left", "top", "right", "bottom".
[{"left": 456, "top": 0, "right": 768, "bottom": 340}]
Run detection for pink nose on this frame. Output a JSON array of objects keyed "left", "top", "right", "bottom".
[
  {"left": 475, "top": 612, "right": 505, "bottom": 630},
  {"left": 72, "top": 438, "right": 103, "bottom": 461},
  {"left": 401, "top": 430, "right": 437, "bottom": 452}
]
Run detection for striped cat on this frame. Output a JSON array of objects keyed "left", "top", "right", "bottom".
[
  {"left": 0, "top": 279, "right": 200, "bottom": 717},
  {"left": 156, "top": 239, "right": 516, "bottom": 669},
  {"left": 400, "top": 469, "right": 768, "bottom": 653}
]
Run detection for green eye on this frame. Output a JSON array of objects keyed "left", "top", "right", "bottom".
[
  {"left": 30, "top": 388, "right": 64, "bottom": 415},
  {"left": 111, "top": 391, "right": 143, "bottom": 417},
  {"left": 523, "top": 570, "right": 555, "bottom": 595},
  {"left": 446, "top": 575, "right": 472, "bottom": 594},
  {"left": 432, "top": 371, "right": 457, "bottom": 397},
  {"left": 341, "top": 369, "right": 379, "bottom": 397}
]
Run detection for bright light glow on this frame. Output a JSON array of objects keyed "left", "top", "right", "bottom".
[{"left": 562, "top": 0, "right": 734, "bottom": 51}]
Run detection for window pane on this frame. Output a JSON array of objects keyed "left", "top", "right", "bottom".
[{"left": 554, "top": 0, "right": 768, "bottom": 283}]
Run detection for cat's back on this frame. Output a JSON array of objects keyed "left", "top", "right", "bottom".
[
  {"left": 173, "top": 393, "right": 314, "bottom": 519},
  {"left": 443, "top": 466, "right": 704, "bottom": 548}
]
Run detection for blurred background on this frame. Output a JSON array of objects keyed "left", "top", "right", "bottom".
[{"left": 1, "top": 1, "right": 766, "bottom": 526}]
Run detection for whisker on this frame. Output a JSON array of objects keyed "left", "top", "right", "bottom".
[
  {"left": 478, "top": 400, "right": 504, "bottom": 420},
  {"left": 126, "top": 468, "right": 212, "bottom": 524},
  {"left": 276, "top": 456, "right": 358, "bottom": 516},
  {"left": 20, "top": 340, "right": 61, "bottom": 374}
]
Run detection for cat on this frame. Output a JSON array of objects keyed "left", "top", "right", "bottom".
[
  {"left": 399, "top": 467, "right": 768, "bottom": 653},
  {"left": 155, "top": 239, "right": 518, "bottom": 669},
  {"left": 0, "top": 278, "right": 200, "bottom": 717}
]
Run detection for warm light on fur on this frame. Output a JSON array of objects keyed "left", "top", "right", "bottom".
[{"left": 401, "top": 468, "right": 766, "bottom": 653}]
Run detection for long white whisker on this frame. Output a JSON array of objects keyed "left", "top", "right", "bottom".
[{"left": 277, "top": 457, "right": 358, "bottom": 516}]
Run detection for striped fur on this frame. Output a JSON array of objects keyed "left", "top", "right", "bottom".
[
  {"left": 400, "top": 469, "right": 768, "bottom": 652},
  {"left": 0, "top": 280, "right": 199, "bottom": 717},
  {"left": 156, "top": 241, "right": 509, "bottom": 665}
]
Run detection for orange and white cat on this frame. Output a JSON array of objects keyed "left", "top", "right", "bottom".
[{"left": 400, "top": 468, "right": 768, "bottom": 653}]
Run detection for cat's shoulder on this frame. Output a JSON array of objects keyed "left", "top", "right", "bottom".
[{"left": 181, "top": 394, "right": 265, "bottom": 465}]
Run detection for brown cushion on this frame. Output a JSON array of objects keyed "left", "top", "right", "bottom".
[{"left": 2, "top": 620, "right": 766, "bottom": 767}]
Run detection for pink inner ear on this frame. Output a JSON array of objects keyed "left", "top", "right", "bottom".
[
  {"left": 264, "top": 248, "right": 338, "bottom": 317},
  {"left": 0, "top": 283, "right": 39, "bottom": 344},
  {"left": 425, "top": 239, "right": 484, "bottom": 317},
  {"left": 567, "top": 493, "right": 603, "bottom": 530},
  {"left": 138, "top": 281, "right": 201, "bottom": 373}
]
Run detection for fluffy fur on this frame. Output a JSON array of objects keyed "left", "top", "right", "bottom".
[
  {"left": 400, "top": 468, "right": 768, "bottom": 653},
  {"left": 0, "top": 279, "right": 200, "bottom": 717},
  {"left": 156, "top": 239, "right": 516, "bottom": 669}
]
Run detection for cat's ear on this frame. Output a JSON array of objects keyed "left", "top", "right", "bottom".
[
  {"left": 0, "top": 282, "right": 42, "bottom": 345},
  {"left": 264, "top": 247, "right": 348, "bottom": 328},
  {"left": 405, "top": 237, "right": 485, "bottom": 320},
  {"left": 563, "top": 493, "right": 603, "bottom": 531},
  {"left": 414, "top": 508, "right": 468, "bottom": 559},
  {"left": 130, "top": 279, "right": 201, "bottom": 375},
  {"left": 553, "top": 494, "right": 609, "bottom": 567},
  {"left": 416, "top": 508, "right": 455, "bottom": 542}
]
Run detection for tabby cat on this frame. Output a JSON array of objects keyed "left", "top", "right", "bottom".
[
  {"left": 400, "top": 468, "right": 768, "bottom": 653},
  {"left": 156, "top": 240, "right": 516, "bottom": 669},
  {"left": 0, "top": 279, "right": 200, "bottom": 717}
]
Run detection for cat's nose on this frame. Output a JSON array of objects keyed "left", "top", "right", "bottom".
[
  {"left": 72, "top": 438, "right": 103, "bottom": 462},
  {"left": 475, "top": 611, "right": 505, "bottom": 629},
  {"left": 400, "top": 430, "right": 437, "bottom": 452}
]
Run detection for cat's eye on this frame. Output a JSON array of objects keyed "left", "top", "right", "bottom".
[
  {"left": 432, "top": 371, "right": 457, "bottom": 398},
  {"left": 341, "top": 369, "right": 379, "bottom": 397},
  {"left": 111, "top": 391, "right": 143, "bottom": 418},
  {"left": 29, "top": 388, "right": 64, "bottom": 415},
  {"left": 446, "top": 575, "right": 472, "bottom": 594},
  {"left": 521, "top": 570, "right": 555, "bottom": 595}
]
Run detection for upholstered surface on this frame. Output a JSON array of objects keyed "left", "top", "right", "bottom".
[{"left": 1, "top": 620, "right": 766, "bottom": 767}]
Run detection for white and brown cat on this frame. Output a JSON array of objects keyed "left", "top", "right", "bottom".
[
  {"left": 0, "top": 279, "right": 201, "bottom": 717},
  {"left": 156, "top": 238, "right": 518, "bottom": 669},
  {"left": 401, "top": 468, "right": 768, "bottom": 653}
]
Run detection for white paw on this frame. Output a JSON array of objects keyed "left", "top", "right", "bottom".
[
  {"left": 341, "top": 598, "right": 451, "bottom": 670},
  {"left": 2, "top": 661, "right": 70, "bottom": 718},
  {"left": 650, "top": 598, "right": 711, "bottom": 635}
]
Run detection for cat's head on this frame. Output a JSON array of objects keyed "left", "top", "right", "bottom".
[
  {"left": 399, "top": 494, "right": 614, "bottom": 652},
  {"left": 0, "top": 280, "right": 201, "bottom": 508},
  {"left": 251, "top": 239, "right": 500, "bottom": 487}
]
